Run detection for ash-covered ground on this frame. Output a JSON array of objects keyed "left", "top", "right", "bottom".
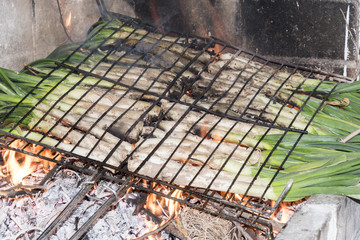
[{"left": 0, "top": 169, "right": 173, "bottom": 240}]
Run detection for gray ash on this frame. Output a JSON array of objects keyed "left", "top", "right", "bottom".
[{"left": 0, "top": 169, "right": 176, "bottom": 240}]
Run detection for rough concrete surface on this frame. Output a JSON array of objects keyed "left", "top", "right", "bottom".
[
  {"left": 276, "top": 195, "right": 360, "bottom": 240},
  {"left": 34, "top": 0, "right": 68, "bottom": 62},
  {"left": 0, "top": 0, "right": 135, "bottom": 71},
  {"left": 148, "top": 0, "right": 359, "bottom": 76},
  {"left": 0, "top": 0, "right": 35, "bottom": 70}
]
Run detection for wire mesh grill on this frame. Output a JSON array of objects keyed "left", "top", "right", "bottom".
[{"left": 0, "top": 13, "right": 354, "bottom": 239}]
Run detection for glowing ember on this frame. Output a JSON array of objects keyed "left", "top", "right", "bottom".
[
  {"left": 225, "top": 192, "right": 299, "bottom": 230},
  {"left": 208, "top": 43, "right": 223, "bottom": 56},
  {"left": 1, "top": 140, "right": 58, "bottom": 185},
  {"left": 197, "top": 24, "right": 224, "bottom": 56}
]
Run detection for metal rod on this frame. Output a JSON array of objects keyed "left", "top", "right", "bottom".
[
  {"left": 267, "top": 179, "right": 294, "bottom": 217},
  {"left": 37, "top": 171, "right": 103, "bottom": 240},
  {"left": 69, "top": 178, "right": 132, "bottom": 240}
]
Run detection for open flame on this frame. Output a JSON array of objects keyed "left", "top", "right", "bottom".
[
  {"left": 149, "top": 0, "right": 164, "bottom": 33},
  {"left": 65, "top": 11, "right": 72, "bottom": 35},
  {"left": 270, "top": 201, "right": 296, "bottom": 225},
  {"left": 195, "top": 2, "right": 226, "bottom": 56},
  {"left": 58, "top": 0, "right": 72, "bottom": 40},
  {"left": 144, "top": 182, "right": 184, "bottom": 219},
  {"left": 1, "top": 140, "right": 58, "bottom": 185},
  {"left": 130, "top": 180, "right": 184, "bottom": 239},
  {"left": 197, "top": 24, "right": 223, "bottom": 56}
]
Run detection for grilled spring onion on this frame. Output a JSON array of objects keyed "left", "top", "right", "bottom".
[
  {"left": 158, "top": 74, "right": 360, "bottom": 201},
  {"left": 85, "top": 19, "right": 212, "bottom": 63},
  {"left": 128, "top": 129, "right": 360, "bottom": 201},
  {"left": 0, "top": 69, "right": 138, "bottom": 165},
  {"left": 3, "top": 19, "right": 360, "bottom": 201},
  {"left": 138, "top": 122, "right": 360, "bottom": 201}
]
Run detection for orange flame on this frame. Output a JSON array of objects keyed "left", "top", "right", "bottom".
[
  {"left": 136, "top": 181, "right": 184, "bottom": 239},
  {"left": 65, "top": 11, "right": 72, "bottom": 34},
  {"left": 197, "top": 24, "right": 223, "bottom": 56},
  {"left": 1, "top": 140, "right": 58, "bottom": 185},
  {"left": 270, "top": 202, "right": 295, "bottom": 224},
  {"left": 144, "top": 220, "right": 164, "bottom": 240},
  {"left": 165, "top": 189, "right": 182, "bottom": 218},
  {"left": 149, "top": 0, "right": 164, "bottom": 33},
  {"left": 146, "top": 183, "right": 163, "bottom": 216},
  {"left": 145, "top": 182, "right": 184, "bottom": 219},
  {"left": 204, "top": 0, "right": 227, "bottom": 55},
  {"left": 58, "top": 0, "right": 72, "bottom": 40}
]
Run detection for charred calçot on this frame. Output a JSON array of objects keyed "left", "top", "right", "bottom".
[{"left": 1, "top": 18, "right": 360, "bottom": 203}]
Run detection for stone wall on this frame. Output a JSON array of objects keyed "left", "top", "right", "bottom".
[
  {"left": 1, "top": 0, "right": 359, "bottom": 76},
  {"left": 0, "top": 0, "right": 135, "bottom": 71},
  {"left": 129, "top": 0, "right": 359, "bottom": 76}
]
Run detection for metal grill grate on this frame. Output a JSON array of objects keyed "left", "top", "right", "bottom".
[{"left": 0, "top": 13, "right": 354, "bottom": 239}]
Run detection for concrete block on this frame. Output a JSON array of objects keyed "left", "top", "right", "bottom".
[
  {"left": 57, "top": 0, "right": 135, "bottom": 43},
  {"left": 59, "top": 0, "right": 101, "bottom": 43},
  {"left": 336, "top": 196, "right": 360, "bottom": 240},
  {"left": 0, "top": 0, "right": 135, "bottom": 70},
  {"left": 0, "top": 0, "right": 34, "bottom": 70},
  {"left": 276, "top": 195, "right": 360, "bottom": 240},
  {"left": 34, "top": 0, "right": 67, "bottom": 61}
]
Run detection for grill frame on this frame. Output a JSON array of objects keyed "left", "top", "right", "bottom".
[{"left": 0, "top": 12, "right": 354, "bottom": 239}]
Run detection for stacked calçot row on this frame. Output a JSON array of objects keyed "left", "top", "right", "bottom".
[{"left": 1, "top": 17, "right": 360, "bottom": 203}]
